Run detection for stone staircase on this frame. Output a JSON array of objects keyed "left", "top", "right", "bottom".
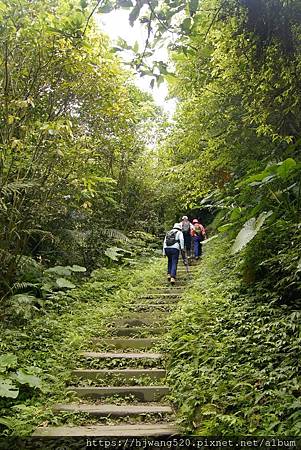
[{"left": 33, "top": 265, "right": 194, "bottom": 438}]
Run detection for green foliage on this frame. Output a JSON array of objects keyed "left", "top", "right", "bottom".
[
  {"left": 0, "top": 354, "right": 41, "bottom": 400},
  {"left": 0, "top": 258, "right": 165, "bottom": 436},
  {"left": 144, "top": 0, "right": 301, "bottom": 307},
  {"left": 7, "top": 294, "right": 42, "bottom": 321},
  {"left": 0, "top": 0, "right": 165, "bottom": 298},
  {"left": 167, "top": 237, "right": 301, "bottom": 435},
  {"left": 104, "top": 246, "right": 131, "bottom": 261},
  {"left": 4, "top": 263, "right": 87, "bottom": 321},
  {"left": 204, "top": 158, "right": 301, "bottom": 303}
]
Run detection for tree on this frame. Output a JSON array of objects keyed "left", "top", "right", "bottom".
[{"left": 0, "top": 0, "right": 163, "bottom": 296}]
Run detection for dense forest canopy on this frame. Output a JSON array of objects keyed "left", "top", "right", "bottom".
[
  {"left": 151, "top": 0, "right": 301, "bottom": 302},
  {"left": 0, "top": 0, "right": 300, "bottom": 302},
  {"left": 0, "top": 0, "right": 168, "bottom": 298}
]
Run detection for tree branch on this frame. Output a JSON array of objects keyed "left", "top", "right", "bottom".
[{"left": 83, "top": 0, "right": 104, "bottom": 36}]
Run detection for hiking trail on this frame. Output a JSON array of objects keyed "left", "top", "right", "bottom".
[{"left": 32, "top": 262, "right": 196, "bottom": 438}]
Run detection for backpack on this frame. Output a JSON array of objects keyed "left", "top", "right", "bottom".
[
  {"left": 194, "top": 225, "right": 202, "bottom": 236},
  {"left": 182, "top": 222, "right": 190, "bottom": 233},
  {"left": 165, "top": 229, "right": 180, "bottom": 246},
  {"left": 194, "top": 224, "right": 204, "bottom": 240}
]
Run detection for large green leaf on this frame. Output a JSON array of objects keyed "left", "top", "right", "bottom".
[
  {"left": 0, "top": 377, "right": 19, "bottom": 398},
  {"left": 242, "top": 159, "right": 297, "bottom": 186},
  {"left": 231, "top": 211, "right": 273, "bottom": 254},
  {"left": 12, "top": 370, "right": 41, "bottom": 388},
  {"left": 189, "top": 0, "right": 199, "bottom": 16},
  {"left": 129, "top": 2, "right": 141, "bottom": 26},
  {"left": 46, "top": 266, "right": 71, "bottom": 276},
  {"left": 117, "top": 0, "right": 133, "bottom": 7},
  {"left": 55, "top": 278, "right": 76, "bottom": 289},
  {"left": 104, "top": 246, "right": 126, "bottom": 261},
  {"left": 0, "top": 354, "right": 17, "bottom": 373},
  {"left": 180, "top": 17, "right": 192, "bottom": 33},
  {"left": 68, "top": 265, "right": 86, "bottom": 273},
  {"left": 218, "top": 223, "right": 233, "bottom": 233},
  {"left": 276, "top": 158, "right": 297, "bottom": 178}
]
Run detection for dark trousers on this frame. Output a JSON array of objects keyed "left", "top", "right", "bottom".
[
  {"left": 193, "top": 237, "right": 202, "bottom": 258},
  {"left": 165, "top": 247, "right": 180, "bottom": 278},
  {"left": 183, "top": 233, "right": 192, "bottom": 253}
]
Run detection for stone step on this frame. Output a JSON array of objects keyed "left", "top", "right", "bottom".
[
  {"left": 153, "top": 286, "right": 184, "bottom": 290},
  {"left": 139, "top": 293, "right": 182, "bottom": 299},
  {"left": 113, "top": 327, "right": 164, "bottom": 337},
  {"left": 151, "top": 290, "right": 184, "bottom": 294},
  {"left": 72, "top": 368, "right": 166, "bottom": 380},
  {"left": 129, "top": 304, "right": 173, "bottom": 312},
  {"left": 116, "top": 317, "right": 166, "bottom": 327},
  {"left": 53, "top": 403, "right": 173, "bottom": 416},
  {"left": 33, "top": 423, "right": 178, "bottom": 437},
  {"left": 68, "top": 385, "right": 169, "bottom": 401},
  {"left": 99, "top": 338, "right": 159, "bottom": 349},
  {"left": 81, "top": 351, "right": 163, "bottom": 360},
  {"left": 149, "top": 292, "right": 185, "bottom": 296},
  {"left": 163, "top": 277, "right": 188, "bottom": 282},
  {"left": 135, "top": 297, "right": 179, "bottom": 304}
]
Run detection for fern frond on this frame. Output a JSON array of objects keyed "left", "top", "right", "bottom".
[
  {"left": 23, "top": 229, "right": 55, "bottom": 240},
  {"left": 62, "top": 228, "right": 128, "bottom": 243},
  {"left": 100, "top": 229, "right": 129, "bottom": 242},
  {"left": 63, "top": 229, "right": 86, "bottom": 244},
  {"left": 12, "top": 281, "right": 38, "bottom": 292},
  {"left": 0, "top": 181, "right": 35, "bottom": 197}
]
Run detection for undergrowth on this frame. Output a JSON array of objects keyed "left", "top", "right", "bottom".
[
  {"left": 167, "top": 237, "right": 301, "bottom": 436},
  {"left": 0, "top": 256, "right": 165, "bottom": 437}
]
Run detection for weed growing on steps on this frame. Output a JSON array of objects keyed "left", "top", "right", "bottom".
[
  {"left": 166, "top": 238, "right": 301, "bottom": 435},
  {"left": 0, "top": 257, "right": 166, "bottom": 437}
]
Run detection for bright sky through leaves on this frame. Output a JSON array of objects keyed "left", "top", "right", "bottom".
[{"left": 97, "top": 10, "right": 177, "bottom": 117}]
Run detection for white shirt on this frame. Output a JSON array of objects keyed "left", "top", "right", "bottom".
[{"left": 163, "top": 229, "right": 185, "bottom": 255}]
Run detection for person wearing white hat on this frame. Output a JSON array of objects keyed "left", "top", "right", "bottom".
[{"left": 163, "top": 223, "right": 185, "bottom": 284}]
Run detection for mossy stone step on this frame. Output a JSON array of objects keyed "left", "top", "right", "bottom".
[
  {"left": 68, "top": 385, "right": 169, "bottom": 401},
  {"left": 72, "top": 368, "right": 166, "bottom": 380},
  {"left": 81, "top": 351, "right": 163, "bottom": 360},
  {"left": 53, "top": 403, "right": 173, "bottom": 416},
  {"left": 113, "top": 326, "right": 164, "bottom": 337},
  {"left": 135, "top": 297, "right": 179, "bottom": 304},
  {"left": 154, "top": 285, "right": 184, "bottom": 289},
  {"left": 116, "top": 317, "right": 166, "bottom": 327},
  {"left": 98, "top": 338, "right": 159, "bottom": 349},
  {"left": 129, "top": 304, "right": 173, "bottom": 312},
  {"left": 139, "top": 293, "right": 182, "bottom": 299},
  {"left": 33, "top": 423, "right": 178, "bottom": 437},
  {"left": 161, "top": 278, "right": 188, "bottom": 284},
  {"left": 149, "top": 292, "right": 185, "bottom": 296}
]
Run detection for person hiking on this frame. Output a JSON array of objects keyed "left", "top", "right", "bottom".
[
  {"left": 180, "top": 215, "right": 193, "bottom": 259},
  {"left": 163, "top": 223, "right": 185, "bottom": 285},
  {"left": 191, "top": 219, "right": 207, "bottom": 260}
]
